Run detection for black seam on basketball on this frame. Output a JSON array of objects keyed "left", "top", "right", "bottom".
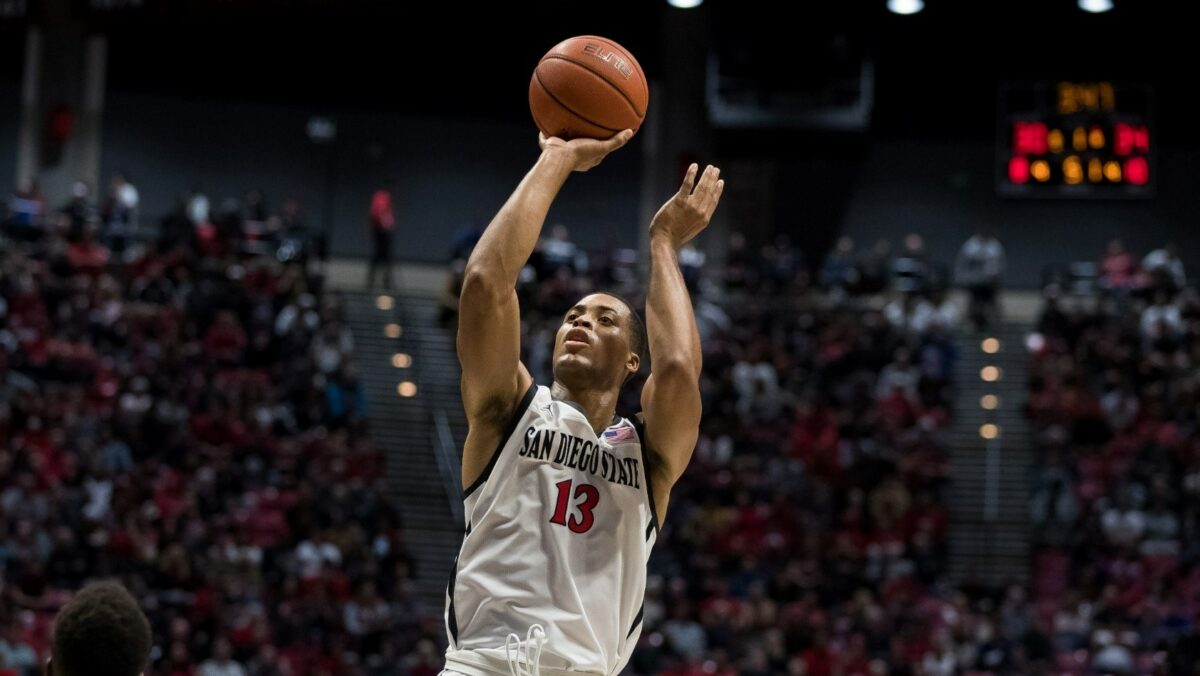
[
  {"left": 543, "top": 54, "right": 645, "bottom": 119},
  {"left": 533, "top": 69, "right": 623, "bottom": 133},
  {"left": 463, "top": 382, "right": 537, "bottom": 497},
  {"left": 578, "top": 35, "right": 649, "bottom": 95}
]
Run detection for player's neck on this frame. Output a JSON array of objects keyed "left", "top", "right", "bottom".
[{"left": 550, "top": 381, "right": 619, "bottom": 435}]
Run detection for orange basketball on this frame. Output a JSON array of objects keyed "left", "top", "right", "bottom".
[{"left": 529, "top": 35, "right": 648, "bottom": 140}]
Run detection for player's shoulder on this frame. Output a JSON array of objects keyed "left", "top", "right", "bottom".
[{"left": 599, "top": 413, "right": 641, "bottom": 447}]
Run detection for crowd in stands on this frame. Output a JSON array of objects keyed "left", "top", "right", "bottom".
[
  {"left": 1028, "top": 237, "right": 1199, "bottom": 675},
  {"left": 0, "top": 178, "right": 433, "bottom": 676},
  {"left": 9, "top": 170, "right": 1200, "bottom": 676}
]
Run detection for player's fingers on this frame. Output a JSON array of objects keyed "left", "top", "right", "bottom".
[
  {"left": 604, "top": 129, "right": 634, "bottom": 153},
  {"left": 678, "top": 163, "right": 699, "bottom": 196},
  {"left": 704, "top": 179, "right": 725, "bottom": 219},
  {"left": 693, "top": 165, "right": 717, "bottom": 201},
  {"left": 700, "top": 165, "right": 720, "bottom": 194}
]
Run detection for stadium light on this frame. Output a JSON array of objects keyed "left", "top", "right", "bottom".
[
  {"left": 887, "top": 0, "right": 924, "bottom": 15},
  {"left": 1078, "top": 0, "right": 1113, "bottom": 12},
  {"left": 667, "top": 0, "right": 703, "bottom": 7}
]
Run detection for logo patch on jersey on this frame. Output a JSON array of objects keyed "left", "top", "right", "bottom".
[{"left": 603, "top": 426, "right": 635, "bottom": 444}]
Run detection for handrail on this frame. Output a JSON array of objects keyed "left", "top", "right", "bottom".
[{"left": 433, "top": 408, "right": 465, "bottom": 527}]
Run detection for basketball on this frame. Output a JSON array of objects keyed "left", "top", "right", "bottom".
[{"left": 529, "top": 35, "right": 648, "bottom": 140}]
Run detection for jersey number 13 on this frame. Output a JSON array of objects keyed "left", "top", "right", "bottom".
[{"left": 549, "top": 479, "right": 599, "bottom": 534}]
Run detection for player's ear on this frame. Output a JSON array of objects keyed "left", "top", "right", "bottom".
[{"left": 626, "top": 351, "right": 640, "bottom": 378}]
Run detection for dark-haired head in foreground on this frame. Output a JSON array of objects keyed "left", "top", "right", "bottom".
[{"left": 49, "top": 581, "right": 152, "bottom": 676}]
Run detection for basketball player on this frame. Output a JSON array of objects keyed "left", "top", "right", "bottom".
[
  {"left": 443, "top": 128, "right": 724, "bottom": 676},
  {"left": 47, "top": 580, "right": 153, "bottom": 676}
]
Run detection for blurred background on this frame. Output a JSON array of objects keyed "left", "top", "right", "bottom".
[{"left": 2, "top": 1, "right": 1199, "bottom": 675}]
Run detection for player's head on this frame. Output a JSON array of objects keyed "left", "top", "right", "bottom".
[
  {"left": 48, "top": 581, "right": 152, "bottom": 676},
  {"left": 553, "top": 292, "right": 646, "bottom": 391}
]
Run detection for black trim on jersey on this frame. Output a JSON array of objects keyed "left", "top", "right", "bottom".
[
  {"left": 463, "top": 382, "right": 537, "bottom": 498},
  {"left": 446, "top": 552, "right": 460, "bottom": 645},
  {"left": 631, "top": 417, "right": 662, "bottom": 532},
  {"left": 645, "top": 520, "right": 655, "bottom": 542},
  {"left": 446, "top": 520, "right": 471, "bottom": 647},
  {"left": 627, "top": 603, "right": 645, "bottom": 639}
]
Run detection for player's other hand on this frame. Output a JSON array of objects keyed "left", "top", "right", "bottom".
[
  {"left": 650, "top": 164, "right": 725, "bottom": 250},
  {"left": 539, "top": 130, "right": 634, "bottom": 173}
]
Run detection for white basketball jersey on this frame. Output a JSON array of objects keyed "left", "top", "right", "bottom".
[{"left": 444, "top": 384, "right": 659, "bottom": 676}]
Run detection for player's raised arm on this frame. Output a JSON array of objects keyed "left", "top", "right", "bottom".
[
  {"left": 457, "top": 131, "right": 633, "bottom": 479},
  {"left": 640, "top": 164, "right": 725, "bottom": 508}
]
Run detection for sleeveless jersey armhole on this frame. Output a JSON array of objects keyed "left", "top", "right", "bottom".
[
  {"left": 630, "top": 415, "right": 661, "bottom": 534},
  {"left": 463, "top": 381, "right": 538, "bottom": 498}
]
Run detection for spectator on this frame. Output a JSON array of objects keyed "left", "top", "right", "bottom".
[
  {"left": 0, "top": 620, "right": 37, "bottom": 676},
  {"left": 366, "top": 188, "right": 396, "bottom": 289},
  {"left": 343, "top": 581, "right": 392, "bottom": 657},
  {"left": 100, "top": 172, "right": 138, "bottom": 253},
  {"left": 188, "top": 185, "right": 211, "bottom": 226},
  {"left": 884, "top": 293, "right": 935, "bottom": 335},
  {"left": 955, "top": 228, "right": 1006, "bottom": 330},
  {"left": 820, "top": 236, "right": 857, "bottom": 300},
  {"left": 1099, "top": 238, "right": 1138, "bottom": 296},
  {"left": 1141, "top": 243, "right": 1185, "bottom": 291},
  {"left": 1139, "top": 289, "right": 1183, "bottom": 344},
  {"left": 59, "top": 181, "right": 93, "bottom": 239},
  {"left": 891, "top": 233, "right": 931, "bottom": 296},
  {"left": 47, "top": 581, "right": 152, "bottom": 676},
  {"left": 537, "top": 224, "right": 582, "bottom": 278},
  {"left": 65, "top": 226, "right": 110, "bottom": 273},
  {"left": 5, "top": 179, "right": 44, "bottom": 242},
  {"left": 199, "top": 639, "right": 246, "bottom": 676}
]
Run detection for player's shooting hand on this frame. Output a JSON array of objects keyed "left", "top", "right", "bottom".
[
  {"left": 539, "top": 129, "right": 634, "bottom": 173},
  {"left": 649, "top": 163, "right": 725, "bottom": 250}
]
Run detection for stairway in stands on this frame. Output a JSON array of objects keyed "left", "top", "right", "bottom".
[
  {"left": 948, "top": 321, "right": 1034, "bottom": 587},
  {"left": 342, "top": 291, "right": 467, "bottom": 612}
]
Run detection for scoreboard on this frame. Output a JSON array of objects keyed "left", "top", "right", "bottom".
[{"left": 997, "top": 82, "right": 1153, "bottom": 198}]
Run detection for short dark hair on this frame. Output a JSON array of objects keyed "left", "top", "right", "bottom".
[
  {"left": 596, "top": 291, "right": 647, "bottom": 371},
  {"left": 52, "top": 581, "right": 152, "bottom": 676}
]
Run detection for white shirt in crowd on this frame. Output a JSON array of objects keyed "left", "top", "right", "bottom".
[
  {"left": 295, "top": 539, "right": 341, "bottom": 578},
  {"left": 955, "top": 235, "right": 1006, "bottom": 285},
  {"left": 198, "top": 659, "right": 247, "bottom": 676},
  {"left": 1139, "top": 302, "right": 1183, "bottom": 340},
  {"left": 1101, "top": 508, "right": 1146, "bottom": 547},
  {"left": 1142, "top": 249, "right": 1186, "bottom": 287}
]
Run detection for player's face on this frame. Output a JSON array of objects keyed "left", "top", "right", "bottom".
[{"left": 552, "top": 293, "right": 638, "bottom": 389}]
